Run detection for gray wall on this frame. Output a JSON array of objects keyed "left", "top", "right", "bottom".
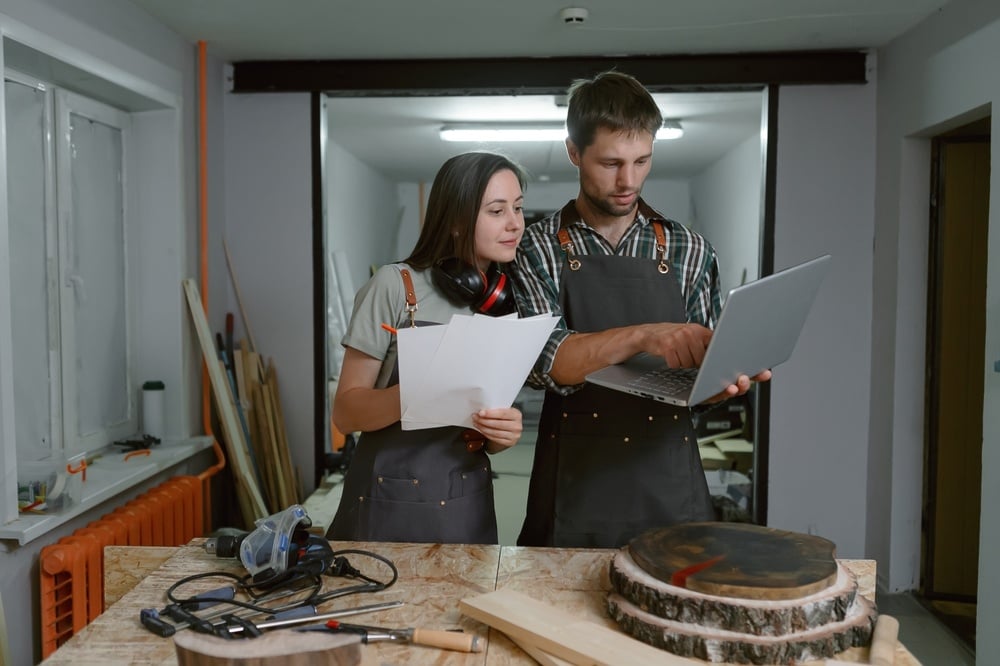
[
  {"left": 873, "top": 1, "right": 1000, "bottom": 658},
  {"left": 770, "top": 82, "right": 876, "bottom": 560},
  {"left": 690, "top": 134, "right": 763, "bottom": 295},
  {"left": 222, "top": 92, "right": 316, "bottom": 493}
]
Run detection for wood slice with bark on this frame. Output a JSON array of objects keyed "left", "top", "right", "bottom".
[
  {"left": 606, "top": 590, "right": 877, "bottom": 665},
  {"left": 628, "top": 522, "right": 839, "bottom": 600},
  {"left": 609, "top": 548, "right": 859, "bottom": 637}
]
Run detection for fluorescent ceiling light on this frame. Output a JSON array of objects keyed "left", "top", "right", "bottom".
[
  {"left": 440, "top": 123, "right": 566, "bottom": 142},
  {"left": 439, "top": 119, "right": 684, "bottom": 142},
  {"left": 658, "top": 119, "right": 684, "bottom": 140}
]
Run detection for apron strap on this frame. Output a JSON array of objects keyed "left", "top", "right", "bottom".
[
  {"left": 556, "top": 203, "right": 670, "bottom": 275},
  {"left": 650, "top": 220, "right": 670, "bottom": 274},
  {"left": 399, "top": 268, "right": 418, "bottom": 327}
]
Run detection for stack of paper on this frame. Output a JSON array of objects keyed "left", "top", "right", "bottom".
[{"left": 396, "top": 313, "right": 558, "bottom": 430}]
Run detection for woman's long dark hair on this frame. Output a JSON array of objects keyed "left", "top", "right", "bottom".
[{"left": 404, "top": 151, "right": 527, "bottom": 270}]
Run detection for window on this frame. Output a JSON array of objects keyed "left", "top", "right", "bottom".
[
  {"left": 0, "top": 34, "right": 190, "bottom": 534},
  {"left": 6, "top": 74, "right": 137, "bottom": 462}
]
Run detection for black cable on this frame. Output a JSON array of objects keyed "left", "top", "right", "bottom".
[{"left": 163, "top": 547, "right": 398, "bottom": 620}]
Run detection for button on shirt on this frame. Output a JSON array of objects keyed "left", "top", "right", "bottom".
[{"left": 510, "top": 203, "right": 722, "bottom": 395}]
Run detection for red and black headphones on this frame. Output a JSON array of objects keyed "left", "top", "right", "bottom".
[{"left": 431, "top": 257, "right": 517, "bottom": 316}]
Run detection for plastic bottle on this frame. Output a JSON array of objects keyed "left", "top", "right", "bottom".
[{"left": 142, "top": 380, "right": 165, "bottom": 440}]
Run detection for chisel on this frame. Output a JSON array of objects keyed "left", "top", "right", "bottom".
[{"left": 304, "top": 619, "right": 483, "bottom": 653}]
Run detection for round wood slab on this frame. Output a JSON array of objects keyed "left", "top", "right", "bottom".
[{"left": 627, "top": 522, "right": 838, "bottom": 600}]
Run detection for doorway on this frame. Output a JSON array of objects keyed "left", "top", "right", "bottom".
[{"left": 922, "top": 115, "right": 991, "bottom": 651}]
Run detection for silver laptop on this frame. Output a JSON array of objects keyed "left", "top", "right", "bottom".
[{"left": 585, "top": 254, "right": 831, "bottom": 406}]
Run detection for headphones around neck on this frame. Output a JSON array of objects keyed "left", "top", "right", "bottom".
[{"left": 431, "top": 257, "right": 517, "bottom": 316}]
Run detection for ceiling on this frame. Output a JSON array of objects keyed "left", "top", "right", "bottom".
[{"left": 126, "top": 0, "right": 951, "bottom": 183}]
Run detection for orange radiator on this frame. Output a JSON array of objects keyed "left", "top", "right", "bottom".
[{"left": 38, "top": 475, "right": 204, "bottom": 658}]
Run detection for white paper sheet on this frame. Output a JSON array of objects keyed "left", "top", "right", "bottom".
[{"left": 396, "top": 313, "right": 558, "bottom": 430}]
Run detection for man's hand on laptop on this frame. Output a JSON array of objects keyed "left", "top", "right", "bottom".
[
  {"left": 702, "top": 369, "right": 773, "bottom": 405},
  {"left": 638, "top": 322, "right": 712, "bottom": 368}
]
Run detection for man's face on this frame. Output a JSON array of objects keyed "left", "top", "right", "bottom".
[{"left": 568, "top": 126, "right": 655, "bottom": 219}]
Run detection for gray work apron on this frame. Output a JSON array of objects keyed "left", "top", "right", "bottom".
[
  {"left": 327, "top": 270, "right": 498, "bottom": 545},
  {"left": 327, "top": 415, "right": 497, "bottom": 544},
  {"left": 517, "top": 215, "right": 714, "bottom": 548}
]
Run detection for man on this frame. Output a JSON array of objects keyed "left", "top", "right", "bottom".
[{"left": 511, "top": 70, "right": 769, "bottom": 548}]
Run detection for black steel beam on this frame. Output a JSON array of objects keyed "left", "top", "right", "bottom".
[{"left": 232, "top": 51, "right": 867, "bottom": 95}]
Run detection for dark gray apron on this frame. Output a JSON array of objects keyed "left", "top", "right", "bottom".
[
  {"left": 518, "top": 208, "right": 714, "bottom": 548},
  {"left": 327, "top": 417, "right": 497, "bottom": 544},
  {"left": 328, "top": 270, "right": 498, "bottom": 545}
]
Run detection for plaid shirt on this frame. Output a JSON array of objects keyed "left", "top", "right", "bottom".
[{"left": 510, "top": 200, "right": 722, "bottom": 394}]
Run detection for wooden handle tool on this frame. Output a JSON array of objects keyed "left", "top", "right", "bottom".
[
  {"left": 322, "top": 620, "right": 482, "bottom": 653},
  {"left": 868, "top": 614, "right": 899, "bottom": 666},
  {"left": 409, "top": 628, "right": 482, "bottom": 652}
]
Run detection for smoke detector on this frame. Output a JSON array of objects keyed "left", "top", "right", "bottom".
[{"left": 560, "top": 7, "right": 589, "bottom": 25}]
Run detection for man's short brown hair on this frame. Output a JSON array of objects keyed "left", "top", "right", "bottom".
[{"left": 565, "top": 70, "right": 662, "bottom": 152}]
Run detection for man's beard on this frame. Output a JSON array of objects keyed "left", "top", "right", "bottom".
[{"left": 581, "top": 187, "right": 639, "bottom": 219}]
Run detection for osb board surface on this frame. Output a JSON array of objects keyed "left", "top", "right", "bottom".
[
  {"left": 105, "top": 546, "right": 177, "bottom": 608},
  {"left": 44, "top": 542, "right": 918, "bottom": 666}
]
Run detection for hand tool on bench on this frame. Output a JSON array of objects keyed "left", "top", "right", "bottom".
[
  {"left": 300, "top": 619, "right": 482, "bottom": 653},
  {"left": 220, "top": 600, "right": 405, "bottom": 636}
]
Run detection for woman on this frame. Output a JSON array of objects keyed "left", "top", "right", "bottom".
[{"left": 327, "top": 151, "right": 528, "bottom": 544}]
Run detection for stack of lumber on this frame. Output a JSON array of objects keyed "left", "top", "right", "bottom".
[
  {"left": 183, "top": 278, "right": 300, "bottom": 528},
  {"left": 234, "top": 340, "right": 301, "bottom": 513},
  {"left": 606, "top": 523, "right": 878, "bottom": 664}
]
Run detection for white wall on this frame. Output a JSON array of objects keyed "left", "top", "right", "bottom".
[
  {"left": 691, "top": 134, "right": 763, "bottom": 295},
  {"left": 874, "top": 0, "right": 1000, "bottom": 658},
  {"left": 769, "top": 81, "right": 876, "bottom": 559},
  {"left": 328, "top": 141, "right": 403, "bottom": 292},
  {"left": 222, "top": 93, "right": 315, "bottom": 492}
]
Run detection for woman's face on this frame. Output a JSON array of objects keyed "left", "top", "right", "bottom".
[{"left": 473, "top": 169, "right": 525, "bottom": 270}]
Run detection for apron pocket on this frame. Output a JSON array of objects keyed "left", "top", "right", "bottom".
[
  {"left": 449, "top": 463, "right": 492, "bottom": 499},
  {"left": 356, "top": 489, "right": 498, "bottom": 544},
  {"left": 371, "top": 474, "right": 428, "bottom": 502}
]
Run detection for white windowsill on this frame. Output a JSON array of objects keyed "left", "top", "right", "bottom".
[{"left": 1, "top": 436, "right": 214, "bottom": 545}]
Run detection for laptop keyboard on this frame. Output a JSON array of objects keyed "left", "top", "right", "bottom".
[{"left": 627, "top": 367, "right": 698, "bottom": 396}]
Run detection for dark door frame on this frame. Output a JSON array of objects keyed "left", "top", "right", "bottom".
[{"left": 232, "top": 50, "right": 868, "bottom": 523}]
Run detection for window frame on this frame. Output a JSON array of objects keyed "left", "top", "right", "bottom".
[{"left": 54, "top": 88, "right": 138, "bottom": 454}]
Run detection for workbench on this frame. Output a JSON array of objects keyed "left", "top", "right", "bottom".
[{"left": 41, "top": 541, "right": 920, "bottom": 665}]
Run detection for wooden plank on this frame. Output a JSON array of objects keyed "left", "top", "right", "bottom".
[
  {"left": 509, "top": 637, "right": 575, "bottom": 666},
  {"left": 183, "top": 278, "right": 268, "bottom": 522},
  {"left": 460, "top": 588, "right": 698, "bottom": 666},
  {"left": 267, "top": 361, "right": 300, "bottom": 505},
  {"left": 233, "top": 348, "right": 248, "bottom": 408},
  {"left": 249, "top": 382, "right": 278, "bottom": 512},
  {"left": 258, "top": 381, "right": 289, "bottom": 510}
]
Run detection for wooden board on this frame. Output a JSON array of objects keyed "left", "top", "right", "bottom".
[
  {"left": 628, "top": 523, "right": 838, "bottom": 600},
  {"left": 183, "top": 278, "right": 268, "bottom": 523},
  {"left": 460, "top": 588, "right": 699, "bottom": 665}
]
